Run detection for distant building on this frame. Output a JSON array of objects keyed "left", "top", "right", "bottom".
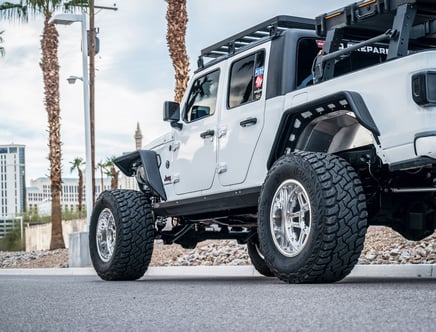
[
  {"left": 0, "top": 144, "right": 26, "bottom": 238},
  {"left": 27, "top": 176, "right": 112, "bottom": 215},
  {"left": 135, "top": 122, "right": 143, "bottom": 150},
  {"left": 119, "top": 123, "right": 142, "bottom": 190}
]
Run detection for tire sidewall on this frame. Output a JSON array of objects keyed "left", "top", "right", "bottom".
[
  {"left": 247, "top": 236, "right": 274, "bottom": 277},
  {"left": 258, "top": 155, "right": 325, "bottom": 276},
  {"left": 89, "top": 191, "right": 121, "bottom": 275}
]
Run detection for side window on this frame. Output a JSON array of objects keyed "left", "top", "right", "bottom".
[
  {"left": 183, "top": 70, "right": 220, "bottom": 123},
  {"left": 228, "top": 51, "right": 265, "bottom": 108},
  {"left": 296, "top": 38, "right": 322, "bottom": 89}
]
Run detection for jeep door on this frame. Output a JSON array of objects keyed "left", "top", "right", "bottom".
[
  {"left": 170, "top": 69, "right": 221, "bottom": 195},
  {"left": 217, "top": 48, "right": 267, "bottom": 186}
]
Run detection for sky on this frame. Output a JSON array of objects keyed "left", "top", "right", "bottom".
[{"left": 0, "top": 0, "right": 352, "bottom": 185}]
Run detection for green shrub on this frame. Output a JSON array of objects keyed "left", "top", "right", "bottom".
[{"left": 0, "top": 227, "right": 24, "bottom": 251}]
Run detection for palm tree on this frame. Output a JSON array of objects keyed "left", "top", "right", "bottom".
[
  {"left": 70, "top": 157, "right": 84, "bottom": 218},
  {"left": 165, "top": 0, "right": 189, "bottom": 103},
  {"left": 0, "top": 30, "right": 5, "bottom": 56},
  {"left": 97, "top": 160, "right": 106, "bottom": 193},
  {"left": 0, "top": 0, "right": 87, "bottom": 250},
  {"left": 104, "top": 157, "right": 119, "bottom": 190}
]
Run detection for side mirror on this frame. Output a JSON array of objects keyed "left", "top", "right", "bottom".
[
  {"left": 163, "top": 101, "right": 180, "bottom": 122},
  {"left": 163, "top": 101, "right": 183, "bottom": 130}
]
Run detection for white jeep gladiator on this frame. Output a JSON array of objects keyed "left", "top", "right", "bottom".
[{"left": 89, "top": 0, "right": 436, "bottom": 283}]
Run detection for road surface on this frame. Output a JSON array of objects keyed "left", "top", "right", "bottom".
[{"left": 0, "top": 273, "right": 435, "bottom": 331}]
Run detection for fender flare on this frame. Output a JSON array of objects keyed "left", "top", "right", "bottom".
[
  {"left": 267, "top": 91, "right": 380, "bottom": 168},
  {"left": 115, "top": 150, "right": 167, "bottom": 201}
]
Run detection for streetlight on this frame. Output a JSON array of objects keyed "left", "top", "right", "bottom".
[
  {"left": 49, "top": 13, "right": 93, "bottom": 232},
  {"left": 66, "top": 75, "right": 83, "bottom": 84}
]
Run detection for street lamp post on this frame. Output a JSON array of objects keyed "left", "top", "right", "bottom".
[
  {"left": 49, "top": 13, "right": 93, "bottom": 231},
  {"left": 50, "top": 12, "right": 93, "bottom": 267}
]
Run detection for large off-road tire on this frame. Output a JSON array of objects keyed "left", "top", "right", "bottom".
[
  {"left": 258, "top": 152, "right": 368, "bottom": 283},
  {"left": 89, "top": 190, "right": 155, "bottom": 281},
  {"left": 247, "top": 235, "right": 274, "bottom": 277}
]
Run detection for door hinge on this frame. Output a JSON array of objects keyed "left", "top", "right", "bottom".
[
  {"left": 217, "top": 163, "right": 227, "bottom": 174},
  {"left": 217, "top": 127, "right": 227, "bottom": 138},
  {"left": 170, "top": 141, "right": 181, "bottom": 152},
  {"left": 172, "top": 174, "right": 180, "bottom": 184}
]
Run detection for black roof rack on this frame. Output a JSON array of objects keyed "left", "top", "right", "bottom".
[
  {"left": 198, "top": 15, "right": 314, "bottom": 68},
  {"left": 315, "top": 0, "right": 436, "bottom": 40},
  {"left": 313, "top": 0, "right": 436, "bottom": 83}
]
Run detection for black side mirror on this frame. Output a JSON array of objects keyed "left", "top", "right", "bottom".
[
  {"left": 163, "top": 101, "right": 183, "bottom": 130},
  {"left": 163, "top": 101, "right": 180, "bottom": 121}
]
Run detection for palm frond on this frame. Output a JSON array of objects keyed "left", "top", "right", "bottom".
[
  {"left": 0, "top": 2, "right": 28, "bottom": 22},
  {"left": 64, "top": 0, "right": 89, "bottom": 12},
  {"left": 70, "top": 157, "right": 85, "bottom": 173},
  {"left": 0, "top": 30, "right": 4, "bottom": 56}
]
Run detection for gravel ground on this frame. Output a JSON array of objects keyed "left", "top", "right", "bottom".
[{"left": 1, "top": 226, "right": 435, "bottom": 269}]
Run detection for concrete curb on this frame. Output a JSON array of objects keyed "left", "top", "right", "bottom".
[{"left": 0, "top": 264, "right": 435, "bottom": 278}]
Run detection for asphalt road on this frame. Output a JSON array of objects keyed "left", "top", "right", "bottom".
[{"left": 0, "top": 274, "right": 435, "bottom": 332}]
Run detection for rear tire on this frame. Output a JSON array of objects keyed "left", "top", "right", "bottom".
[
  {"left": 258, "top": 152, "right": 367, "bottom": 283},
  {"left": 89, "top": 190, "right": 155, "bottom": 281},
  {"left": 247, "top": 235, "right": 274, "bottom": 277}
]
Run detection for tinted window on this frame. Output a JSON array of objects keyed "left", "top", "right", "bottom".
[
  {"left": 296, "top": 39, "right": 322, "bottom": 89},
  {"left": 183, "top": 70, "right": 220, "bottom": 123},
  {"left": 296, "top": 38, "right": 390, "bottom": 89},
  {"left": 228, "top": 51, "right": 265, "bottom": 108}
]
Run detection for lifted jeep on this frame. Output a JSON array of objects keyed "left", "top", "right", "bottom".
[{"left": 90, "top": 0, "right": 436, "bottom": 283}]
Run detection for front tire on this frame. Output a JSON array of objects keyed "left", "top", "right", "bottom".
[
  {"left": 89, "top": 190, "right": 155, "bottom": 281},
  {"left": 258, "top": 152, "right": 368, "bottom": 283}
]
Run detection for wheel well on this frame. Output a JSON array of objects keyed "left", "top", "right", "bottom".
[
  {"left": 267, "top": 91, "right": 379, "bottom": 168},
  {"left": 294, "top": 110, "right": 373, "bottom": 154}
]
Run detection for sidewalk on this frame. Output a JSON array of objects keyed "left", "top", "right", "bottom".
[{"left": 0, "top": 264, "right": 435, "bottom": 278}]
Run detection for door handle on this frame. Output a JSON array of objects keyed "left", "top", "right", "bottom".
[
  {"left": 240, "top": 117, "right": 258, "bottom": 127},
  {"left": 200, "top": 129, "right": 215, "bottom": 139}
]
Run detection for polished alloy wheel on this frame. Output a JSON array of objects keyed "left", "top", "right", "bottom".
[
  {"left": 270, "top": 179, "right": 311, "bottom": 257},
  {"left": 96, "top": 208, "right": 117, "bottom": 262}
]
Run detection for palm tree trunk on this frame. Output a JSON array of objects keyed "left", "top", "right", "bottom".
[
  {"left": 100, "top": 168, "right": 104, "bottom": 192},
  {"left": 166, "top": 0, "right": 190, "bottom": 103},
  {"left": 41, "top": 13, "right": 65, "bottom": 250},
  {"left": 110, "top": 167, "right": 119, "bottom": 190},
  {"left": 78, "top": 169, "right": 83, "bottom": 218}
]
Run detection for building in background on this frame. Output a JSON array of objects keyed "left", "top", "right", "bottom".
[
  {"left": 27, "top": 176, "right": 112, "bottom": 216},
  {"left": 0, "top": 144, "right": 26, "bottom": 238}
]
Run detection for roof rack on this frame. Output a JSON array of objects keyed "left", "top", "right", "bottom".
[
  {"left": 315, "top": 0, "right": 436, "bottom": 39},
  {"left": 313, "top": 0, "right": 436, "bottom": 83},
  {"left": 197, "top": 15, "right": 314, "bottom": 68}
]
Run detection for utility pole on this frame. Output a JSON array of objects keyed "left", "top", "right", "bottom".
[
  {"left": 89, "top": 0, "right": 96, "bottom": 204},
  {"left": 69, "top": 1, "right": 117, "bottom": 205},
  {"left": 85, "top": 1, "right": 117, "bottom": 204}
]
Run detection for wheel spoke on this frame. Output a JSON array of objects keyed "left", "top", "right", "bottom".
[
  {"left": 270, "top": 179, "right": 311, "bottom": 258},
  {"left": 96, "top": 208, "right": 117, "bottom": 262}
]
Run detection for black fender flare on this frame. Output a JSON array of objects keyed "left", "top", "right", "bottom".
[
  {"left": 267, "top": 91, "right": 380, "bottom": 169},
  {"left": 115, "top": 150, "right": 167, "bottom": 201}
]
